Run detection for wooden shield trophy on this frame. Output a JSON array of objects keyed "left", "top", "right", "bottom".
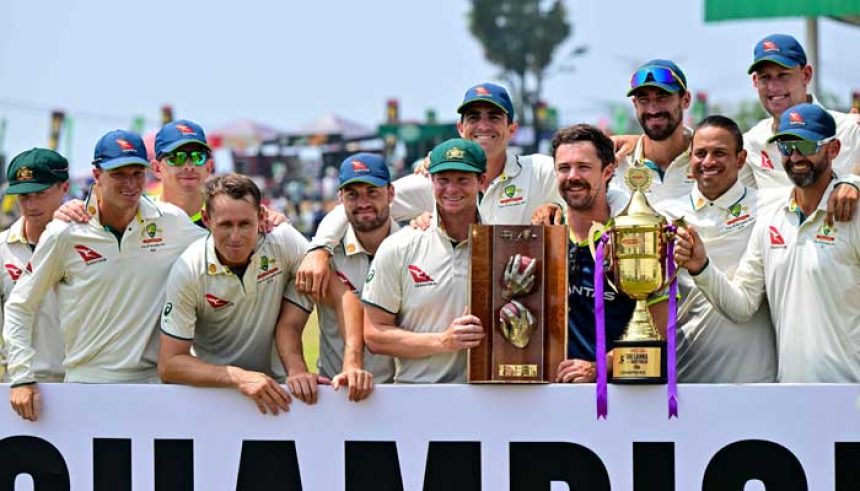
[{"left": 468, "top": 225, "right": 567, "bottom": 383}]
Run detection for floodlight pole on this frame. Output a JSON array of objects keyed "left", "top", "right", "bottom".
[{"left": 806, "top": 16, "right": 819, "bottom": 95}]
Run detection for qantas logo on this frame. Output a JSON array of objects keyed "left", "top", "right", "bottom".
[
  {"left": 760, "top": 151, "right": 774, "bottom": 170},
  {"left": 788, "top": 111, "right": 805, "bottom": 126},
  {"left": 768, "top": 226, "right": 786, "bottom": 247},
  {"left": 407, "top": 265, "right": 436, "bottom": 286},
  {"left": 175, "top": 124, "right": 196, "bottom": 135},
  {"left": 335, "top": 271, "right": 356, "bottom": 292},
  {"left": 474, "top": 86, "right": 490, "bottom": 96},
  {"left": 351, "top": 160, "right": 369, "bottom": 172},
  {"left": 74, "top": 245, "right": 106, "bottom": 265},
  {"left": 115, "top": 138, "right": 135, "bottom": 151},
  {"left": 762, "top": 41, "right": 779, "bottom": 52},
  {"left": 4, "top": 264, "right": 22, "bottom": 282},
  {"left": 204, "top": 294, "right": 231, "bottom": 309}
]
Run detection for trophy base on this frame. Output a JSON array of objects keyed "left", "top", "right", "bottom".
[{"left": 610, "top": 339, "right": 666, "bottom": 385}]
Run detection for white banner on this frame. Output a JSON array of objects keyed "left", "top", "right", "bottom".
[{"left": 0, "top": 383, "right": 858, "bottom": 490}]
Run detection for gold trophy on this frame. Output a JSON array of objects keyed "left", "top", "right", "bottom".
[{"left": 589, "top": 165, "right": 681, "bottom": 384}]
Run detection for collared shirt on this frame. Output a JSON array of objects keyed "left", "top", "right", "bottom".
[
  {"left": 161, "top": 224, "right": 312, "bottom": 380},
  {"left": 0, "top": 218, "right": 64, "bottom": 383},
  {"left": 693, "top": 178, "right": 860, "bottom": 382},
  {"left": 310, "top": 150, "right": 561, "bottom": 250},
  {"left": 614, "top": 127, "right": 695, "bottom": 206},
  {"left": 3, "top": 195, "right": 206, "bottom": 385},
  {"left": 317, "top": 220, "right": 398, "bottom": 382},
  {"left": 657, "top": 181, "right": 776, "bottom": 383},
  {"left": 741, "top": 95, "right": 860, "bottom": 190},
  {"left": 361, "top": 212, "right": 474, "bottom": 383}
]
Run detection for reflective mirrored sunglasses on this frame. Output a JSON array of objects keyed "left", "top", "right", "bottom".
[
  {"left": 164, "top": 150, "right": 210, "bottom": 167},
  {"left": 776, "top": 136, "right": 835, "bottom": 157},
  {"left": 630, "top": 66, "right": 687, "bottom": 92}
]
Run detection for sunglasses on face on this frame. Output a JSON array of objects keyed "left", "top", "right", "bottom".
[
  {"left": 630, "top": 66, "right": 687, "bottom": 92},
  {"left": 775, "top": 136, "right": 835, "bottom": 157},
  {"left": 164, "top": 150, "right": 210, "bottom": 167}
]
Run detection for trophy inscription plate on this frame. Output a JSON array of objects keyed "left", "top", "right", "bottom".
[{"left": 468, "top": 225, "right": 567, "bottom": 383}]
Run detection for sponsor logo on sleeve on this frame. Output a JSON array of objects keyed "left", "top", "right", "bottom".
[
  {"left": 760, "top": 151, "right": 774, "bottom": 170},
  {"left": 204, "top": 294, "right": 231, "bottom": 310},
  {"left": 768, "top": 226, "right": 786, "bottom": 248},
  {"left": 4, "top": 263, "right": 23, "bottom": 282},
  {"left": 407, "top": 265, "right": 436, "bottom": 287},
  {"left": 74, "top": 245, "right": 106, "bottom": 265}
]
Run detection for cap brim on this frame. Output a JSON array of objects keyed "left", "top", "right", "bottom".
[
  {"left": 429, "top": 162, "right": 483, "bottom": 174},
  {"left": 747, "top": 56, "right": 800, "bottom": 74},
  {"left": 767, "top": 129, "right": 826, "bottom": 144},
  {"left": 626, "top": 82, "right": 682, "bottom": 97},
  {"left": 158, "top": 139, "right": 211, "bottom": 157},
  {"left": 457, "top": 97, "right": 510, "bottom": 115},
  {"left": 99, "top": 156, "right": 151, "bottom": 170},
  {"left": 5, "top": 181, "right": 56, "bottom": 195},
  {"left": 338, "top": 176, "right": 389, "bottom": 189}
]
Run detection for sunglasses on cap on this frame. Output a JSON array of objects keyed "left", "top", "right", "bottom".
[
  {"left": 164, "top": 150, "right": 210, "bottom": 167},
  {"left": 629, "top": 66, "right": 687, "bottom": 92},
  {"left": 775, "top": 136, "right": 835, "bottom": 158}
]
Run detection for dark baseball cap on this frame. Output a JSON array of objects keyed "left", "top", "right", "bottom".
[
  {"left": 748, "top": 34, "right": 807, "bottom": 74},
  {"left": 428, "top": 138, "right": 487, "bottom": 174},
  {"left": 338, "top": 153, "right": 390, "bottom": 189},
  {"left": 767, "top": 103, "right": 835, "bottom": 143},
  {"left": 92, "top": 130, "right": 150, "bottom": 170},
  {"left": 457, "top": 83, "right": 515, "bottom": 120},
  {"left": 627, "top": 59, "right": 688, "bottom": 97},
  {"left": 155, "top": 119, "right": 211, "bottom": 158},
  {"left": 6, "top": 148, "right": 69, "bottom": 195}
]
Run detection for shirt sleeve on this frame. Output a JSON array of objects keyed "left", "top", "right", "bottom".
[
  {"left": 390, "top": 173, "right": 435, "bottom": 221},
  {"left": 3, "top": 224, "right": 67, "bottom": 385},
  {"left": 309, "top": 205, "right": 349, "bottom": 252},
  {"left": 361, "top": 235, "right": 407, "bottom": 315},
  {"left": 279, "top": 224, "right": 315, "bottom": 312},
  {"left": 691, "top": 219, "right": 767, "bottom": 323},
  {"left": 160, "top": 258, "right": 199, "bottom": 341},
  {"left": 529, "top": 154, "right": 564, "bottom": 208}
]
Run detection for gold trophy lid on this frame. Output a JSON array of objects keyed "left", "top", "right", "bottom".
[{"left": 616, "top": 164, "right": 664, "bottom": 228}]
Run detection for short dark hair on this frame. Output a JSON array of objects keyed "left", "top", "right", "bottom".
[
  {"left": 550, "top": 124, "right": 615, "bottom": 168},
  {"left": 204, "top": 173, "right": 262, "bottom": 213},
  {"left": 693, "top": 115, "right": 744, "bottom": 154},
  {"left": 458, "top": 104, "right": 513, "bottom": 125}
]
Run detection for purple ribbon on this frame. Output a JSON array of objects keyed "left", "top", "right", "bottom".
[
  {"left": 666, "top": 225, "right": 679, "bottom": 419},
  {"left": 594, "top": 233, "right": 610, "bottom": 419}
]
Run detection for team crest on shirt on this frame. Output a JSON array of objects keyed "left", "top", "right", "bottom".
[
  {"left": 499, "top": 184, "right": 524, "bottom": 207},
  {"left": 721, "top": 203, "right": 753, "bottom": 231},
  {"left": 257, "top": 255, "right": 281, "bottom": 282},
  {"left": 204, "top": 293, "right": 232, "bottom": 310},
  {"left": 140, "top": 221, "right": 165, "bottom": 249},
  {"left": 4, "top": 263, "right": 23, "bottom": 282},
  {"left": 814, "top": 223, "right": 837, "bottom": 246},
  {"left": 407, "top": 264, "right": 436, "bottom": 287},
  {"left": 760, "top": 151, "right": 774, "bottom": 170},
  {"left": 767, "top": 226, "right": 786, "bottom": 248},
  {"left": 74, "top": 244, "right": 106, "bottom": 265}
]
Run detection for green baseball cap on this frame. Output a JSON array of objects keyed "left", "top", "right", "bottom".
[
  {"left": 6, "top": 148, "right": 69, "bottom": 195},
  {"left": 428, "top": 138, "right": 487, "bottom": 174}
]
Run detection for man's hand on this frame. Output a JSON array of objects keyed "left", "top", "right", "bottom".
[
  {"left": 826, "top": 183, "right": 858, "bottom": 226},
  {"left": 439, "top": 309, "right": 484, "bottom": 352},
  {"left": 54, "top": 199, "right": 91, "bottom": 223},
  {"left": 10, "top": 384, "right": 42, "bottom": 422},
  {"left": 611, "top": 134, "right": 637, "bottom": 163},
  {"left": 296, "top": 249, "right": 332, "bottom": 301},
  {"left": 228, "top": 367, "right": 291, "bottom": 415},
  {"left": 332, "top": 367, "right": 374, "bottom": 402},
  {"left": 556, "top": 359, "right": 596, "bottom": 383},
  {"left": 409, "top": 211, "right": 433, "bottom": 231},
  {"left": 413, "top": 155, "right": 430, "bottom": 176},
  {"left": 260, "top": 205, "right": 289, "bottom": 233},
  {"left": 530, "top": 203, "right": 564, "bottom": 225},
  {"left": 674, "top": 226, "right": 707, "bottom": 275},
  {"left": 287, "top": 371, "right": 331, "bottom": 405}
]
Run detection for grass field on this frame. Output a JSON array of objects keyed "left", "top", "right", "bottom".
[{"left": 301, "top": 309, "right": 321, "bottom": 374}]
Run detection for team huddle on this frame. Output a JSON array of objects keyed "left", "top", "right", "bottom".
[{"left": 2, "top": 33, "right": 858, "bottom": 421}]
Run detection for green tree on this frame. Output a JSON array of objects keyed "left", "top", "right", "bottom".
[{"left": 468, "top": 0, "right": 572, "bottom": 150}]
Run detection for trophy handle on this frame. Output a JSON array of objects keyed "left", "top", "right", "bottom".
[
  {"left": 657, "top": 217, "right": 687, "bottom": 291},
  {"left": 586, "top": 221, "right": 619, "bottom": 294}
]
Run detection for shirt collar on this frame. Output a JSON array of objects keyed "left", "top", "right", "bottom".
[
  {"left": 491, "top": 151, "right": 523, "bottom": 185},
  {"left": 632, "top": 126, "right": 693, "bottom": 169},
  {"left": 342, "top": 219, "right": 400, "bottom": 256},
  {"left": 205, "top": 232, "right": 266, "bottom": 276},
  {"left": 431, "top": 205, "right": 482, "bottom": 242},
  {"left": 5, "top": 218, "right": 27, "bottom": 244},
  {"left": 690, "top": 179, "right": 747, "bottom": 212},
  {"left": 84, "top": 185, "right": 161, "bottom": 227}
]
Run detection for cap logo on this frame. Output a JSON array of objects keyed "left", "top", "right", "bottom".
[
  {"left": 445, "top": 147, "right": 465, "bottom": 160},
  {"left": 175, "top": 124, "right": 195, "bottom": 135},
  {"left": 474, "top": 86, "right": 491, "bottom": 96},
  {"left": 762, "top": 41, "right": 779, "bottom": 52},
  {"left": 351, "top": 160, "right": 369, "bottom": 172},
  {"left": 116, "top": 138, "right": 135, "bottom": 152},
  {"left": 15, "top": 167, "right": 34, "bottom": 181},
  {"left": 788, "top": 111, "right": 805, "bottom": 126}
]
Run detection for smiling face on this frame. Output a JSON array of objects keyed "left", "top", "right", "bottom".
[
  {"left": 340, "top": 182, "right": 394, "bottom": 233},
  {"left": 431, "top": 170, "right": 485, "bottom": 217},
  {"left": 779, "top": 137, "right": 840, "bottom": 188},
  {"left": 554, "top": 141, "right": 613, "bottom": 212},
  {"left": 457, "top": 101, "right": 517, "bottom": 163},
  {"left": 690, "top": 125, "right": 746, "bottom": 201},
  {"left": 94, "top": 165, "right": 147, "bottom": 209},
  {"left": 752, "top": 62, "right": 812, "bottom": 119},
  {"left": 631, "top": 86, "right": 690, "bottom": 141}
]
